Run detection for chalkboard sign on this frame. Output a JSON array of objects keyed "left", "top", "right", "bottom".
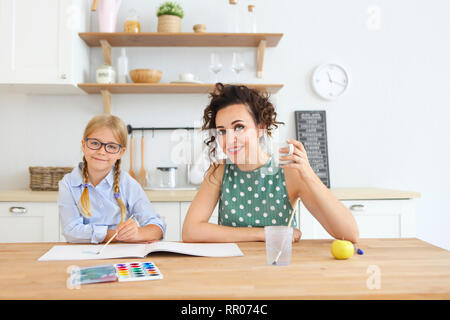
[{"left": 295, "top": 111, "right": 330, "bottom": 188}]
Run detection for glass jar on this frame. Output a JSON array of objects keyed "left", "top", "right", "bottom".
[
  {"left": 124, "top": 9, "right": 141, "bottom": 33},
  {"left": 248, "top": 5, "right": 257, "bottom": 33},
  {"left": 156, "top": 167, "right": 177, "bottom": 188},
  {"left": 228, "top": 0, "right": 240, "bottom": 33},
  {"left": 96, "top": 64, "right": 116, "bottom": 84}
]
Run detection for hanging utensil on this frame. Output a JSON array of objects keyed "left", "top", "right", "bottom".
[
  {"left": 138, "top": 130, "right": 148, "bottom": 187},
  {"left": 128, "top": 131, "right": 137, "bottom": 180},
  {"left": 91, "top": 0, "right": 98, "bottom": 11}
]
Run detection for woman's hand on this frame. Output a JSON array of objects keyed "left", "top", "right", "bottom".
[
  {"left": 279, "top": 139, "right": 315, "bottom": 178},
  {"left": 262, "top": 228, "right": 301, "bottom": 242},
  {"left": 116, "top": 218, "right": 142, "bottom": 242},
  {"left": 293, "top": 228, "right": 302, "bottom": 242}
]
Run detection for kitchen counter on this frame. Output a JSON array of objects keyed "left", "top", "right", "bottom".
[
  {"left": 0, "top": 189, "right": 198, "bottom": 202},
  {"left": 0, "top": 238, "right": 448, "bottom": 299},
  {"left": 0, "top": 187, "right": 421, "bottom": 202}
]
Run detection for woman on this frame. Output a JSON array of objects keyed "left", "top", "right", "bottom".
[{"left": 182, "top": 83, "right": 359, "bottom": 243}]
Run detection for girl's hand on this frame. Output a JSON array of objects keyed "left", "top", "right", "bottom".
[
  {"left": 293, "top": 228, "right": 302, "bottom": 242},
  {"left": 116, "top": 218, "right": 142, "bottom": 242},
  {"left": 279, "top": 139, "right": 315, "bottom": 178}
]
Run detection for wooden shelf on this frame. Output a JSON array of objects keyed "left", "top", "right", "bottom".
[
  {"left": 78, "top": 32, "right": 284, "bottom": 113},
  {"left": 78, "top": 32, "right": 283, "bottom": 47},
  {"left": 78, "top": 83, "right": 283, "bottom": 94}
]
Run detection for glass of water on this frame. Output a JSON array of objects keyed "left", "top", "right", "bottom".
[{"left": 265, "top": 226, "right": 293, "bottom": 266}]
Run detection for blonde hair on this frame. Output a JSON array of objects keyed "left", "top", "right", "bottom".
[{"left": 79, "top": 114, "right": 128, "bottom": 223}]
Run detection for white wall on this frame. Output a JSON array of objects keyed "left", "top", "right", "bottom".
[{"left": 0, "top": 0, "right": 449, "bottom": 250}]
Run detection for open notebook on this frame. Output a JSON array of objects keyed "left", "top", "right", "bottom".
[{"left": 38, "top": 241, "right": 244, "bottom": 261}]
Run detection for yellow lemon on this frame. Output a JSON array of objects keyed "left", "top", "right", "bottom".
[{"left": 331, "top": 240, "right": 354, "bottom": 260}]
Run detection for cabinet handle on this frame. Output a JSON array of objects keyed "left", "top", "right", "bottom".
[
  {"left": 9, "top": 206, "right": 27, "bottom": 214},
  {"left": 349, "top": 204, "right": 365, "bottom": 212}
]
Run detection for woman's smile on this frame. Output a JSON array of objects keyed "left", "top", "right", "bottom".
[{"left": 227, "top": 145, "right": 244, "bottom": 155}]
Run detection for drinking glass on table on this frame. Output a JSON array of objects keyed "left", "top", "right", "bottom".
[{"left": 265, "top": 226, "right": 293, "bottom": 266}]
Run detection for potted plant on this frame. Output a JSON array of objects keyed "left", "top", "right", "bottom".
[{"left": 157, "top": 1, "right": 184, "bottom": 32}]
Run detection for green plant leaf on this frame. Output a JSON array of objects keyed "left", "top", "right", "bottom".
[{"left": 156, "top": 1, "right": 184, "bottom": 18}]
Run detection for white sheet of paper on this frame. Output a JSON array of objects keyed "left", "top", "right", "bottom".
[
  {"left": 146, "top": 242, "right": 244, "bottom": 257},
  {"left": 38, "top": 243, "right": 147, "bottom": 261},
  {"left": 37, "top": 242, "right": 244, "bottom": 261}
]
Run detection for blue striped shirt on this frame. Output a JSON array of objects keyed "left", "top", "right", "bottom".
[{"left": 58, "top": 163, "right": 166, "bottom": 243}]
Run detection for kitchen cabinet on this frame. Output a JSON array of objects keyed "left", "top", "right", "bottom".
[
  {"left": 299, "top": 199, "right": 417, "bottom": 239},
  {"left": 151, "top": 202, "right": 180, "bottom": 242},
  {"left": 0, "top": 188, "right": 420, "bottom": 243},
  {"left": 0, "top": 0, "right": 90, "bottom": 94},
  {"left": 180, "top": 202, "right": 219, "bottom": 230},
  {"left": 0, "top": 202, "right": 60, "bottom": 243},
  {"left": 58, "top": 202, "right": 181, "bottom": 243}
]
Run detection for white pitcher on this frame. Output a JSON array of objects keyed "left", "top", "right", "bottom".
[{"left": 98, "top": 0, "right": 121, "bottom": 32}]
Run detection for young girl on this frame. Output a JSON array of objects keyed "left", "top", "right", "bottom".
[
  {"left": 58, "top": 114, "right": 166, "bottom": 244},
  {"left": 182, "top": 83, "right": 359, "bottom": 243}
]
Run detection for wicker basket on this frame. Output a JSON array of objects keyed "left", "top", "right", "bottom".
[
  {"left": 29, "top": 166, "right": 73, "bottom": 191},
  {"left": 129, "top": 69, "right": 162, "bottom": 83},
  {"left": 157, "top": 14, "right": 181, "bottom": 32}
]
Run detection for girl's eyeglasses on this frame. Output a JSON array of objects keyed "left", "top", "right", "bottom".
[{"left": 85, "top": 138, "right": 122, "bottom": 154}]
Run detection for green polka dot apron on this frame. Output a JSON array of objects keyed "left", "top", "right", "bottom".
[{"left": 218, "top": 157, "right": 297, "bottom": 228}]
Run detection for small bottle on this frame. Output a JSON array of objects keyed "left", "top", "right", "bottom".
[
  {"left": 117, "top": 48, "right": 129, "bottom": 83},
  {"left": 124, "top": 9, "right": 141, "bottom": 33},
  {"left": 248, "top": 5, "right": 257, "bottom": 33},
  {"left": 228, "top": 0, "right": 240, "bottom": 33}
]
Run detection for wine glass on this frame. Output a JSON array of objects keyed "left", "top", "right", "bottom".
[
  {"left": 209, "top": 53, "right": 223, "bottom": 84},
  {"left": 231, "top": 52, "right": 245, "bottom": 83}
]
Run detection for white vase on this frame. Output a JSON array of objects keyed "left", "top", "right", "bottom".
[
  {"left": 98, "top": 0, "right": 122, "bottom": 32},
  {"left": 117, "top": 48, "right": 128, "bottom": 83}
]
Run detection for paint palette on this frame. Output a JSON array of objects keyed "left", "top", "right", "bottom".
[{"left": 114, "top": 262, "right": 163, "bottom": 282}]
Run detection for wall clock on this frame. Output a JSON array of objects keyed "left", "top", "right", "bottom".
[{"left": 311, "top": 63, "right": 349, "bottom": 100}]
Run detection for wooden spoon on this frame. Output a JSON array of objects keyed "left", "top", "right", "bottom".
[
  {"left": 128, "top": 132, "right": 137, "bottom": 180},
  {"left": 138, "top": 131, "right": 148, "bottom": 187},
  {"left": 91, "top": 0, "right": 98, "bottom": 11}
]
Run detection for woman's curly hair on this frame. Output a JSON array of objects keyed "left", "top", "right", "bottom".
[{"left": 202, "top": 83, "right": 284, "bottom": 168}]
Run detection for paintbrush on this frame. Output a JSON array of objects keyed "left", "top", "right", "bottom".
[
  {"left": 272, "top": 204, "right": 298, "bottom": 265},
  {"left": 96, "top": 214, "right": 135, "bottom": 255}
]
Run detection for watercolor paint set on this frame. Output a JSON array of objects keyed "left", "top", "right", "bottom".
[
  {"left": 114, "top": 262, "right": 163, "bottom": 282},
  {"left": 70, "top": 261, "right": 163, "bottom": 285}
]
